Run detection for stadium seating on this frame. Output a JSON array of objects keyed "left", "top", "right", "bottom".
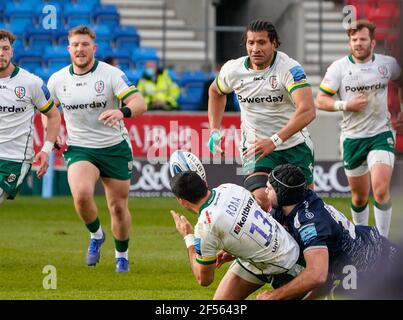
[
  {"left": 178, "top": 70, "right": 211, "bottom": 111},
  {"left": 125, "top": 69, "right": 144, "bottom": 85},
  {"left": 105, "top": 48, "right": 132, "bottom": 70},
  {"left": 14, "top": 47, "right": 43, "bottom": 71},
  {"left": 34, "top": 66, "right": 60, "bottom": 83},
  {"left": 0, "top": 3, "right": 4, "bottom": 22},
  {"left": 112, "top": 25, "right": 140, "bottom": 50},
  {"left": 5, "top": 2, "right": 34, "bottom": 28},
  {"left": 63, "top": 3, "right": 93, "bottom": 26},
  {"left": 131, "top": 47, "right": 159, "bottom": 69},
  {"left": 25, "top": 26, "right": 54, "bottom": 50},
  {"left": 92, "top": 5, "right": 120, "bottom": 30},
  {"left": 0, "top": 0, "right": 214, "bottom": 111},
  {"left": 43, "top": 45, "right": 70, "bottom": 70}
]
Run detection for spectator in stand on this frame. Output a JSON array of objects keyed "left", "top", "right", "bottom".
[{"left": 137, "top": 60, "right": 180, "bottom": 111}]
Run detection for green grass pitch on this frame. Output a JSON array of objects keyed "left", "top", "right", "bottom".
[{"left": 0, "top": 196, "right": 401, "bottom": 300}]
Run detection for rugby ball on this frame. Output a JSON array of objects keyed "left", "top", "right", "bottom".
[{"left": 169, "top": 150, "right": 206, "bottom": 180}]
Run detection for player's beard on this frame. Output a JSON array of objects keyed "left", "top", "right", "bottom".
[
  {"left": 73, "top": 56, "right": 93, "bottom": 69},
  {"left": 351, "top": 44, "right": 372, "bottom": 62},
  {"left": 0, "top": 58, "right": 11, "bottom": 72}
]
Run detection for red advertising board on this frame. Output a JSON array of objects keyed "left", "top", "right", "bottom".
[{"left": 33, "top": 112, "right": 241, "bottom": 168}]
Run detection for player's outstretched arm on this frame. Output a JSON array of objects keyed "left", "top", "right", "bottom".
[
  {"left": 171, "top": 210, "right": 216, "bottom": 286},
  {"left": 257, "top": 248, "right": 329, "bottom": 300}
]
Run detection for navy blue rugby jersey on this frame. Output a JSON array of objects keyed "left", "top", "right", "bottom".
[{"left": 271, "top": 190, "right": 388, "bottom": 278}]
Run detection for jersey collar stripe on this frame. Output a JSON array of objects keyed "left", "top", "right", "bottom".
[
  {"left": 198, "top": 189, "right": 216, "bottom": 216},
  {"left": 243, "top": 57, "right": 249, "bottom": 70},
  {"left": 10, "top": 65, "right": 20, "bottom": 78},
  {"left": 319, "top": 84, "right": 336, "bottom": 96},
  {"left": 288, "top": 82, "right": 311, "bottom": 94},
  {"left": 243, "top": 51, "right": 278, "bottom": 71},
  {"left": 69, "top": 60, "right": 99, "bottom": 76},
  {"left": 38, "top": 99, "right": 54, "bottom": 113},
  {"left": 348, "top": 54, "right": 355, "bottom": 64},
  {"left": 348, "top": 54, "right": 376, "bottom": 64},
  {"left": 118, "top": 88, "right": 138, "bottom": 101},
  {"left": 215, "top": 77, "right": 228, "bottom": 95},
  {"left": 270, "top": 51, "right": 278, "bottom": 68}
]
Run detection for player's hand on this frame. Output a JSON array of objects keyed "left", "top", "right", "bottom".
[
  {"left": 257, "top": 290, "right": 276, "bottom": 300},
  {"left": 346, "top": 94, "right": 368, "bottom": 112},
  {"left": 216, "top": 250, "right": 235, "bottom": 269},
  {"left": 33, "top": 152, "right": 49, "bottom": 178},
  {"left": 208, "top": 130, "right": 224, "bottom": 155},
  {"left": 244, "top": 138, "right": 275, "bottom": 163},
  {"left": 170, "top": 210, "right": 194, "bottom": 238},
  {"left": 98, "top": 109, "right": 124, "bottom": 127}
]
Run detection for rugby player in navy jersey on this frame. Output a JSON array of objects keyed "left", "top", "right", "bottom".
[{"left": 257, "top": 164, "right": 398, "bottom": 300}]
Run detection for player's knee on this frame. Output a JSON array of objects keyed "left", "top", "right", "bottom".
[
  {"left": 73, "top": 192, "right": 93, "bottom": 209},
  {"left": 351, "top": 195, "right": 368, "bottom": 207},
  {"left": 109, "top": 201, "right": 128, "bottom": 219},
  {"left": 372, "top": 184, "right": 390, "bottom": 204}
]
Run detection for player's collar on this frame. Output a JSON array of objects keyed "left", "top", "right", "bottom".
[
  {"left": 198, "top": 190, "right": 216, "bottom": 216},
  {"left": 348, "top": 54, "right": 375, "bottom": 64},
  {"left": 244, "top": 51, "right": 277, "bottom": 71},
  {"left": 69, "top": 59, "right": 99, "bottom": 76},
  {"left": 10, "top": 65, "right": 20, "bottom": 78}
]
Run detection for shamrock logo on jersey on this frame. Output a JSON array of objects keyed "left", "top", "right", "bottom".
[
  {"left": 14, "top": 86, "right": 26, "bottom": 99},
  {"left": 94, "top": 80, "right": 105, "bottom": 94}
]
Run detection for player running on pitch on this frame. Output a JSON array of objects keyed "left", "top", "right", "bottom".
[
  {"left": 316, "top": 20, "right": 403, "bottom": 238},
  {"left": 0, "top": 29, "right": 60, "bottom": 204},
  {"left": 208, "top": 19, "right": 316, "bottom": 212},
  {"left": 47, "top": 26, "right": 147, "bottom": 272}
]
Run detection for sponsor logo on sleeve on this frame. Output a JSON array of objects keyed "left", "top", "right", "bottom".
[
  {"left": 289, "top": 65, "right": 307, "bottom": 82},
  {"left": 195, "top": 237, "right": 201, "bottom": 255},
  {"left": 121, "top": 74, "right": 133, "bottom": 87},
  {"left": 41, "top": 84, "right": 51, "bottom": 100},
  {"left": 299, "top": 223, "right": 318, "bottom": 246}
]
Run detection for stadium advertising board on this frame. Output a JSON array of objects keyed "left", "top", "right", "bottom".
[
  {"left": 34, "top": 113, "right": 403, "bottom": 197},
  {"left": 127, "top": 159, "right": 352, "bottom": 198}
]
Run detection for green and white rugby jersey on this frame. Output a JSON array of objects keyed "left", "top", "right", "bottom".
[
  {"left": 0, "top": 66, "right": 54, "bottom": 163},
  {"left": 216, "top": 51, "right": 312, "bottom": 151},
  {"left": 48, "top": 60, "right": 138, "bottom": 148},
  {"left": 195, "top": 183, "right": 300, "bottom": 275},
  {"left": 320, "top": 54, "right": 401, "bottom": 139}
]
